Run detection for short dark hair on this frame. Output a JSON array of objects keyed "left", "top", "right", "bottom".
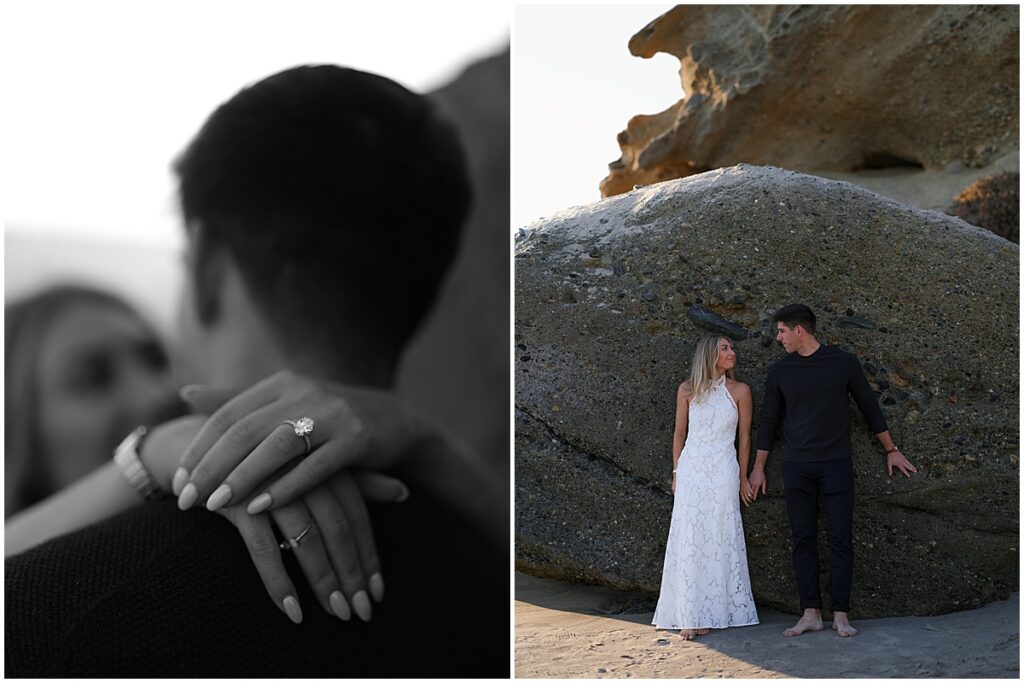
[
  {"left": 772, "top": 303, "right": 816, "bottom": 335},
  {"left": 174, "top": 65, "right": 471, "bottom": 365}
]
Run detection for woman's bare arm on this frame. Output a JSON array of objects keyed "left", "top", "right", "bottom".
[
  {"left": 5, "top": 462, "right": 141, "bottom": 557},
  {"left": 671, "top": 382, "right": 691, "bottom": 489},
  {"left": 733, "top": 383, "right": 755, "bottom": 506},
  {"left": 4, "top": 417, "right": 203, "bottom": 558}
]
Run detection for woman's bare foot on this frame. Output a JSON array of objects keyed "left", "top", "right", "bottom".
[
  {"left": 678, "top": 628, "right": 710, "bottom": 640},
  {"left": 832, "top": 611, "right": 858, "bottom": 637},
  {"left": 783, "top": 609, "right": 824, "bottom": 637}
]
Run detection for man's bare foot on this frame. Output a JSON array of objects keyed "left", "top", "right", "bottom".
[
  {"left": 832, "top": 612, "right": 858, "bottom": 637},
  {"left": 678, "top": 628, "right": 710, "bottom": 640},
  {"left": 783, "top": 609, "right": 824, "bottom": 637}
]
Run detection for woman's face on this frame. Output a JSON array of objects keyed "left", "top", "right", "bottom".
[
  {"left": 34, "top": 302, "right": 181, "bottom": 490},
  {"left": 715, "top": 338, "right": 736, "bottom": 373}
]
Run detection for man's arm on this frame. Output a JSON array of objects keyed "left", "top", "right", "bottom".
[
  {"left": 847, "top": 356, "right": 916, "bottom": 477},
  {"left": 847, "top": 355, "right": 888, "bottom": 434},
  {"left": 749, "top": 367, "right": 782, "bottom": 499},
  {"left": 394, "top": 427, "right": 505, "bottom": 548}
]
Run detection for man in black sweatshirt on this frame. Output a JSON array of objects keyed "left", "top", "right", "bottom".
[{"left": 747, "top": 304, "right": 916, "bottom": 638}]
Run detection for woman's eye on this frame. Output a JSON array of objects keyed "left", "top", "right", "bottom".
[
  {"left": 138, "top": 340, "right": 169, "bottom": 371},
  {"left": 64, "top": 356, "right": 115, "bottom": 395}
]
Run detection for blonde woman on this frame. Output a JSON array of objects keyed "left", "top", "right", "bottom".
[{"left": 652, "top": 335, "right": 759, "bottom": 639}]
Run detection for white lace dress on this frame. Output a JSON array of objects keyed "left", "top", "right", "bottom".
[{"left": 652, "top": 376, "right": 759, "bottom": 630}]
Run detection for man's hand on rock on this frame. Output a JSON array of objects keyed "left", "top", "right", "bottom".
[{"left": 886, "top": 450, "right": 917, "bottom": 477}]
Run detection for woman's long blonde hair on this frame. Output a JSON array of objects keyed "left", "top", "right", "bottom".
[
  {"left": 689, "top": 335, "right": 734, "bottom": 403},
  {"left": 4, "top": 285, "right": 163, "bottom": 516}
]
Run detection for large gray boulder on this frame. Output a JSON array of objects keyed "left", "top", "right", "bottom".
[{"left": 515, "top": 165, "right": 1018, "bottom": 618}]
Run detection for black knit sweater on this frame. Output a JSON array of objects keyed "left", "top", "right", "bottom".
[
  {"left": 756, "top": 345, "right": 888, "bottom": 461},
  {"left": 5, "top": 494, "right": 508, "bottom": 677}
]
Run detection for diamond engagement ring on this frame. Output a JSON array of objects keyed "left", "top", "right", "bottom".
[
  {"left": 279, "top": 517, "right": 314, "bottom": 551},
  {"left": 283, "top": 417, "right": 315, "bottom": 455}
]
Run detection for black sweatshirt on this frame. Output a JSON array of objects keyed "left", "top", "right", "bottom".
[
  {"left": 756, "top": 345, "right": 888, "bottom": 461},
  {"left": 5, "top": 496, "right": 508, "bottom": 677}
]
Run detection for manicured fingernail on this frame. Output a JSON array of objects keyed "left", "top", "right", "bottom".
[
  {"left": 179, "top": 385, "right": 199, "bottom": 400},
  {"left": 206, "top": 484, "right": 231, "bottom": 511},
  {"left": 369, "top": 573, "right": 385, "bottom": 603},
  {"left": 395, "top": 483, "right": 410, "bottom": 503},
  {"left": 330, "top": 591, "right": 351, "bottom": 621},
  {"left": 177, "top": 483, "right": 198, "bottom": 510},
  {"left": 172, "top": 468, "right": 189, "bottom": 496},
  {"left": 283, "top": 595, "right": 302, "bottom": 624},
  {"left": 247, "top": 492, "right": 272, "bottom": 515},
  {"left": 352, "top": 590, "right": 372, "bottom": 622}
]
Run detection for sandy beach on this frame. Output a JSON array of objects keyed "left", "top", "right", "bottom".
[{"left": 515, "top": 572, "right": 1019, "bottom": 678}]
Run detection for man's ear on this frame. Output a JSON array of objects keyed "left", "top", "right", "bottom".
[{"left": 186, "top": 220, "right": 225, "bottom": 326}]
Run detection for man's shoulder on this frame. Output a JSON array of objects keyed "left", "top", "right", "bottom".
[
  {"left": 822, "top": 345, "right": 860, "bottom": 365},
  {"left": 6, "top": 494, "right": 507, "bottom": 677},
  {"left": 767, "top": 354, "right": 795, "bottom": 373},
  {"left": 768, "top": 345, "right": 857, "bottom": 374},
  {"left": 5, "top": 502, "right": 207, "bottom": 676}
]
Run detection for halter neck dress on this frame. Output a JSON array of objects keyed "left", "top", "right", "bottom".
[{"left": 652, "top": 375, "right": 759, "bottom": 630}]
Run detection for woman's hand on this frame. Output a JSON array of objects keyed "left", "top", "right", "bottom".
[
  {"left": 215, "top": 470, "right": 385, "bottom": 624},
  {"left": 170, "top": 369, "right": 503, "bottom": 547},
  {"left": 172, "top": 370, "right": 422, "bottom": 515},
  {"left": 142, "top": 410, "right": 399, "bottom": 623},
  {"left": 671, "top": 473, "right": 676, "bottom": 495},
  {"left": 739, "top": 478, "right": 754, "bottom": 507}
]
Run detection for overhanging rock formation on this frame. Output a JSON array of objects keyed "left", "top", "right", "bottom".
[{"left": 601, "top": 5, "right": 1019, "bottom": 202}]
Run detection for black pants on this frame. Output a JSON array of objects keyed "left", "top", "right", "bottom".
[{"left": 782, "top": 457, "right": 854, "bottom": 613}]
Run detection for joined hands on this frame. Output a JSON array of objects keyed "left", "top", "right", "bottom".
[{"left": 142, "top": 371, "right": 428, "bottom": 625}]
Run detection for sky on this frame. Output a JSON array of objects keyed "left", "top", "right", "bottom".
[
  {"left": 7, "top": 3, "right": 681, "bottom": 243},
  {"left": 3, "top": 0, "right": 509, "bottom": 250},
  {"left": 513, "top": 4, "right": 680, "bottom": 230},
  {"left": 4, "top": 2, "right": 681, "bottom": 311}
]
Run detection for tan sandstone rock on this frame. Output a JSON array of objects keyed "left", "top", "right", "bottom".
[
  {"left": 601, "top": 5, "right": 1019, "bottom": 203},
  {"left": 947, "top": 171, "right": 1020, "bottom": 244}
]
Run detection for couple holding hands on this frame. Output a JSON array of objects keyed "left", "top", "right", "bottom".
[{"left": 653, "top": 303, "right": 917, "bottom": 640}]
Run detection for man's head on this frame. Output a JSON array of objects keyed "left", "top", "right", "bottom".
[
  {"left": 174, "top": 65, "right": 470, "bottom": 384},
  {"left": 772, "top": 303, "right": 817, "bottom": 353}
]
